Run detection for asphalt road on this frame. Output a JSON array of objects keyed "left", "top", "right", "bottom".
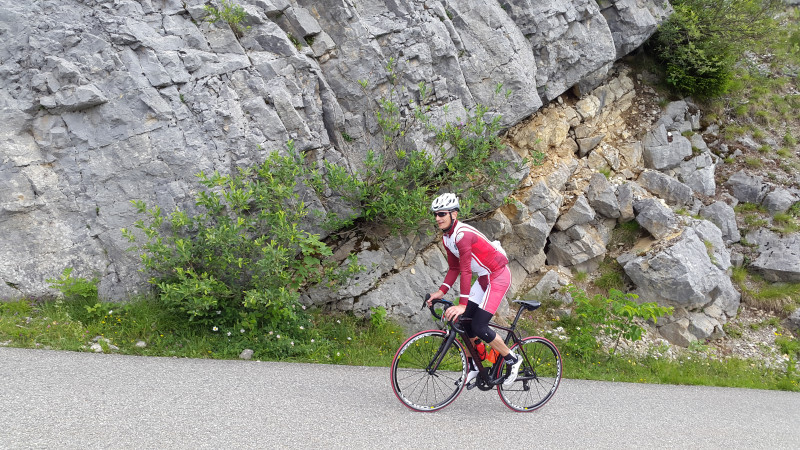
[{"left": 1, "top": 347, "right": 798, "bottom": 449}]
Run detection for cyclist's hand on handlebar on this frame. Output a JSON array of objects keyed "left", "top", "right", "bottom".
[
  {"left": 427, "top": 289, "right": 445, "bottom": 306},
  {"left": 443, "top": 303, "right": 466, "bottom": 321}
]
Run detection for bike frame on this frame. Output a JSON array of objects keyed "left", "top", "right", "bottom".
[{"left": 429, "top": 300, "right": 532, "bottom": 391}]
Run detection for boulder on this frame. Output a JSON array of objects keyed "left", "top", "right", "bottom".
[
  {"left": 658, "top": 318, "right": 696, "bottom": 347},
  {"left": 503, "top": 181, "right": 563, "bottom": 267},
  {"left": 642, "top": 123, "right": 692, "bottom": 170},
  {"left": 525, "top": 269, "right": 573, "bottom": 303},
  {"left": 762, "top": 188, "right": 798, "bottom": 214},
  {"left": 699, "top": 201, "right": 740, "bottom": 244},
  {"left": 746, "top": 229, "right": 800, "bottom": 282},
  {"left": 786, "top": 308, "right": 800, "bottom": 334},
  {"left": 633, "top": 198, "right": 679, "bottom": 240},
  {"left": 546, "top": 223, "right": 609, "bottom": 273},
  {"left": 654, "top": 100, "right": 699, "bottom": 133},
  {"left": 687, "top": 312, "right": 724, "bottom": 340},
  {"left": 555, "top": 195, "right": 596, "bottom": 231},
  {"left": 586, "top": 172, "right": 621, "bottom": 218},
  {"left": 725, "top": 171, "right": 770, "bottom": 205},
  {"left": 637, "top": 169, "right": 694, "bottom": 207},
  {"left": 616, "top": 181, "right": 647, "bottom": 223},
  {"left": 620, "top": 222, "right": 740, "bottom": 318},
  {"left": 676, "top": 152, "right": 716, "bottom": 197}
]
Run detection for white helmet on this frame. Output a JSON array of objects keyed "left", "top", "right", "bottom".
[{"left": 431, "top": 193, "right": 460, "bottom": 212}]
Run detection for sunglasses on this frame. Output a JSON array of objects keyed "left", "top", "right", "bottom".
[{"left": 433, "top": 211, "right": 451, "bottom": 218}]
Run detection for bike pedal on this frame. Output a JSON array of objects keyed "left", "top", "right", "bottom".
[{"left": 466, "top": 380, "right": 478, "bottom": 390}]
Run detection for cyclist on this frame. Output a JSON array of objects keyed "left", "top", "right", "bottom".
[{"left": 426, "top": 193, "right": 522, "bottom": 387}]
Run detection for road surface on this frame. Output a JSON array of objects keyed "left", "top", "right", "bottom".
[{"left": 1, "top": 347, "right": 798, "bottom": 449}]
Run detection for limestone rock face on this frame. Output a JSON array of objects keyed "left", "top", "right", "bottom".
[{"left": 0, "top": 0, "right": 667, "bottom": 304}]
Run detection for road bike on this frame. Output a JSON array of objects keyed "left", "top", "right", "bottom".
[{"left": 390, "top": 295, "right": 562, "bottom": 412}]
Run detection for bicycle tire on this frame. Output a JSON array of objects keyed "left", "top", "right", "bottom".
[
  {"left": 390, "top": 330, "right": 467, "bottom": 412},
  {"left": 496, "top": 336, "right": 562, "bottom": 412}
]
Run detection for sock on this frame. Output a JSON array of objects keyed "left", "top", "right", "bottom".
[{"left": 503, "top": 353, "right": 518, "bottom": 364}]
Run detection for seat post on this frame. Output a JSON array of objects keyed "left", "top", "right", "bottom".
[{"left": 510, "top": 302, "right": 525, "bottom": 330}]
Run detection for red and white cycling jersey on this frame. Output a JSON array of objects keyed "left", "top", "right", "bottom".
[{"left": 438, "top": 220, "right": 509, "bottom": 307}]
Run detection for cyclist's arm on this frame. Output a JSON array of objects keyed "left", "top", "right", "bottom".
[
  {"left": 438, "top": 247, "right": 460, "bottom": 298},
  {"left": 454, "top": 232, "right": 476, "bottom": 306}
]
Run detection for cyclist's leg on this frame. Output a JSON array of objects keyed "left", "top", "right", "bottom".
[
  {"left": 462, "top": 301, "right": 481, "bottom": 372},
  {"left": 474, "top": 267, "right": 512, "bottom": 357}
]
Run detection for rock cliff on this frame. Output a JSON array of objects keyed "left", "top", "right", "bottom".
[{"left": 0, "top": 0, "right": 670, "bottom": 300}]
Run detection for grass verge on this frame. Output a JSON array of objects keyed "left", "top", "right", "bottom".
[{"left": 2, "top": 297, "right": 798, "bottom": 392}]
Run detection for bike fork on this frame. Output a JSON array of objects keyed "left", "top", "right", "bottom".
[{"left": 425, "top": 330, "right": 459, "bottom": 375}]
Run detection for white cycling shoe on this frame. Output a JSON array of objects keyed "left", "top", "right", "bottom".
[
  {"left": 502, "top": 353, "right": 523, "bottom": 388},
  {"left": 466, "top": 368, "right": 480, "bottom": 385}
]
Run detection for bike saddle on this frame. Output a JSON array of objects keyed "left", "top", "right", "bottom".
[{"left": 513, "top": 300, "right": 541, "bottom": 311}]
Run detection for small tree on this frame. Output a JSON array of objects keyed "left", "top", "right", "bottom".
[
  {"left": 560, "top": 286, "right": 674, "bottom": 359},
  {"left": 649, "top": 0, "right": 782, "bottom": 97}
]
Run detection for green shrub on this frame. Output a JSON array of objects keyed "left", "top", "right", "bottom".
[
  {"left": 124, "top": 144, "right": 362, "bottom": 334},
  {"left": 315, "top": 65, "right": 532, "bottom": 235},
  {"left": 47, "top": 268, "right": 102, "bottom": 325},
  {"left": 648, "top": 0, "right": 782, "bottom": 97},
  {"left": 204, "top": 0, "right": 250, "bottom": 37},
  {"left": 560, "top": 286, "right": 673, "bottom": 359}
]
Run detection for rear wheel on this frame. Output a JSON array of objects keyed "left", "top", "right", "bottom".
[
  {"left": 390, "top": 330, "right": 467, "bottom": 412},
  {"left": 497, "top": 336, "right": 562, "bottom": 412}
]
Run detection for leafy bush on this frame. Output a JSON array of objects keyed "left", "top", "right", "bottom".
[
  {"left": 648, "top": 0, "right": 782, "bottom": 97},
  {"left": 47, "top": 268, "right": 102, "bottom": 325},
  {"left": 124, "top": 144, "right": 361, "bottom": 334},
  {"left": 312, "top": 64, "right": 533, "bottom": 235},
  {"left": 203, "top": 0, "right": 249, "bottom": 37},
  {"left": 559, "top": 286, "right": 674, "bottom": 359}
]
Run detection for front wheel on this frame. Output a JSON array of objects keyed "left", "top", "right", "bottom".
[
  {"left": 497, "top": 336, "right": 562, "bottom": 412},
  {"left": 390, "top": 330, "right": 467, "bottom": 412}
]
